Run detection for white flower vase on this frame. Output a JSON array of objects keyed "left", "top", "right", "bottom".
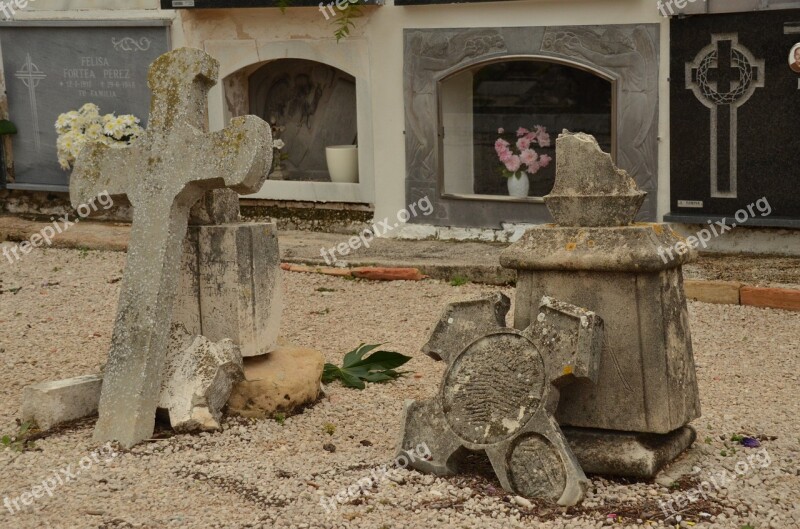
[
  {"left": 507, "top": 172, "right": 530, "bottom": 198},
  {"left": 326, "top": 145, "right": 359, "bottom": 183}
]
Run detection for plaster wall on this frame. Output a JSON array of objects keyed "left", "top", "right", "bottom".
[{"left": 172, "top": 1, "right": 670, "bottom": 223}]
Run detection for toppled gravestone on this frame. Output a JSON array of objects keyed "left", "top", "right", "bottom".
[
  {"left": 501, "top": 131, "right": 701, "bottom": 478},
  {"left": 159, "top": 324, "right": 244, "bottom": 432},
  {"left": 69, "top": 47, "right": 272, "bottom": 447},
  {"left": 399, "top": 293, "right": 604, "bottom": 506}
]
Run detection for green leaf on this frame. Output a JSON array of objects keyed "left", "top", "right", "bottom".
[
  {"left": 0, "top": 119, "right": 17, "bottom": 135},
  {"left": 343, "top": 343, "right": 380, "bottom": 367},
  {"left": 1, "top": 435, "right": 10, "bottom": 446},
  {"left": 338, "top": 370, "right": 366, "bottom": 389},
  {"left": 349, "top": 350, "right": 412, "bottom": 371},
  {"left": 323, "top": 344, "right": 412, "bottom": 390}
]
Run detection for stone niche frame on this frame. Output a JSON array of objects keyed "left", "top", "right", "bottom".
[
  {"left": 206, "top": 38, "right": 375, "bottom": 204},
  {"left": 404, "top": 25, "right": 660, "bottom": 228}
]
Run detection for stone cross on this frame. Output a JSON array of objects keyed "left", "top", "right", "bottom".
[
  {"left": 70, "top": 48, "right": 272, "bottom": 448},
  {"left": 400, "top": 293, "right": 604, "bottom": 506}
]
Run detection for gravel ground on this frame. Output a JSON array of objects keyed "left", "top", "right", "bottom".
[{"left": 0, "top": 243, "right": 798, "bottom": 529}]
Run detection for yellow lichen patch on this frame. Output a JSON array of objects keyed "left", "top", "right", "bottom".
[
  {"left": 563, "top": 365, "right": 574, "bottom": 376},
  {"left": 652, "top": 224, "right": 664, "bottom": 235},
  {"left": 565, "top": 242, "right": 577, "bottom": 251},
  {"left": 587, "top": 240, "right": 596, "bottom": 248}
]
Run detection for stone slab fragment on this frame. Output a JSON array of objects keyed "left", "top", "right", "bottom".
[
  {"left": 159, "top": 325, "right": 244, "bottom": 432},
  {"left": 227, "top": 344, "right": 324, "bottom": 418},
  {"left": 684, "top": 280, "right": 742, "bottom": 305},
  {"left": 564, "top": 426, "right": 697, "bottom": 479},
  {"left": 21, "top": 375, "right": 102, "bottom": 430},
  {"left": 174, "top": 222, "right": 283, "bottom": 357},
  {"left": 741, "top": 286, "right": 800, "bottom": 312}
]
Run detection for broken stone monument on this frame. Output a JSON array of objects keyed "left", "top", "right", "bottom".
[
  {"left": 176, "top": 192, "right": 284, "bottom": 358},
  {"left": 69, "top": 47, "right": 273, "bottom": 448},
  {"left": 500, "top": 131, "right": 701, "bottom": 478},
  {"left": 399, "top": 293, "right": 605, "bottom": 506}
]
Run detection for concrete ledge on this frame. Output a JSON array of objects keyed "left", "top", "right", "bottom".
[
  {"left": 684, "top": 280, "right": 742, "bottom": 305},
  {"left": 741, "top": 286, "right": 800, "bottom": 312}
]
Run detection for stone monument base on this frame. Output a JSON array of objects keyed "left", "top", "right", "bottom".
[{"left": 564, "top": 425, "right": 697, "bottom": 479}]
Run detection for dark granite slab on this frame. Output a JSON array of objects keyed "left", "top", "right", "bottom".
[{"left": 670, "top": 9, "right": 800, "bottom": 221}]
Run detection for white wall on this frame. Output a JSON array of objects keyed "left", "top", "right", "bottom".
[
  {"left": 174, "top": 0, "right": 669, "bottom": 222},
  {"left": 6, "top": 1, "right": 669, "bottom": 224}
]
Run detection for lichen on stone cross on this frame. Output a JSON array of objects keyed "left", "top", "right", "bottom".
[
  {"left": 399, "top": 293, "right": 604, "bottom": 506},
  {"left": 69, "top": 47, "right": 273, "bottom": 448}
]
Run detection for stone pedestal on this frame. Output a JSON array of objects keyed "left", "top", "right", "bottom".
[
  {"left": 499, "top": 132, "right": 701, "bottom": 478},
  {"left": 174, "top": 222, "right": 283, "bottom": 358}
]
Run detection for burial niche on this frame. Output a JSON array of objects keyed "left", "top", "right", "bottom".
[
  {"left": 249, "top": 59, "right": 358, "bottom": 182},
  {"left": 440, "top": 59, "right": 613, "bottom": 199}
]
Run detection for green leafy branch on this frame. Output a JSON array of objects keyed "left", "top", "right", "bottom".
[
  {"left": 323, "top": 343, "right": 412, "bottom": 389},
  {"left": 333, "top": 1, "right": 365, "bottom": 42},
  {"left": 1, "top": 420, "right": 37, "bottom": 452}
]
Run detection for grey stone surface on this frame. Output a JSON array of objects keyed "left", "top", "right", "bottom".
[
  {"left": 70, "top": 47, "right": 272, "bottom": 448},
  {"left": 544, "top": 132, "right": 647, "bottom": 227},
  {"left": 400, "top": 294, "right": 604, "bottom": 505},
  {"left": 404, "top": 24, "right": 659, "bottom": 228},
  {"left": 501, "top": 132, "right": 700, "bottom": 476},
  {"left": 174, "top": 222, "right": 283, "bottom": 357},
  {"left": 0, "top": 26, "right": 169, "bottom": 189},
  {"left": 21, "top": 375, "right": 103, "bottom": 430},
  {"left": 159, "top": 325, "right": 244, "bottom": 433},
  {"left": 189, "top": 189, "right": 240, "bottom": 225},
  {"left": 564, "top": 426, "right": 698, "bottom": 479}
]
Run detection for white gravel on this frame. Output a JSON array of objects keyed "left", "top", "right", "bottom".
[{"left": 1, "top": 243, "right": 798, "bottom": 529}]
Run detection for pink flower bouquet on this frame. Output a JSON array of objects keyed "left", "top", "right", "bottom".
[{"left": 494, "top": 125, "right": 552, "bottom": 179}]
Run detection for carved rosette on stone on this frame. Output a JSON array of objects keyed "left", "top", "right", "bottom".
[
  {"left": 501, "top": 131, "right": 702, "bottom": 479},
  {"left": 399, "top": 293, "right": 604, "bottom": 506}
]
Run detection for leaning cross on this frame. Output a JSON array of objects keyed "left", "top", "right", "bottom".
[
  {"left": 686, "top": 33, "right": 763, "bottom": 198},
  {"left": 70, "top": 48, "right": 272, "bottom": 448}
]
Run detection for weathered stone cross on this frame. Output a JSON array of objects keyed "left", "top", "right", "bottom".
[{"left": 70, "top": 48, "right": 272, "bottom": 447}]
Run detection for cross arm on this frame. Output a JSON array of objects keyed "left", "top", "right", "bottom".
[
  {"left": 70, "top": 141, "right": 140, "bottom": 208},
  {"left": 195, "top": 115, "right": 273, "bottom": 195}
]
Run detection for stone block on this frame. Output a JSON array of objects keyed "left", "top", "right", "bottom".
[
  {"left": 159, "top": 325, "right": 244, "bottom": 432},
  {"left": 564, "top": 426, "right": 697, "bottom": 479},
  {"left": 514, "top": 268, "right": 701, "bottom": 434},
  {"left": 227, "top": 344, "right": 324, "bottom": 418},
  {"left": 741, "top": 286, "right": 800, "bottom": 312},
  {"left": 174, "top": 222, "right": 283, "bottom": 357},
  {"left": 21, "top": 375, "right": 102, "bottom": 430},
  {"left": 684, "top": 280, "right": 741, "bottom": 305}
]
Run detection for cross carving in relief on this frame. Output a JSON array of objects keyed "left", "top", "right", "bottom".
[{"left": 686, "top": 33, "right": 764, "bottom": 199}]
